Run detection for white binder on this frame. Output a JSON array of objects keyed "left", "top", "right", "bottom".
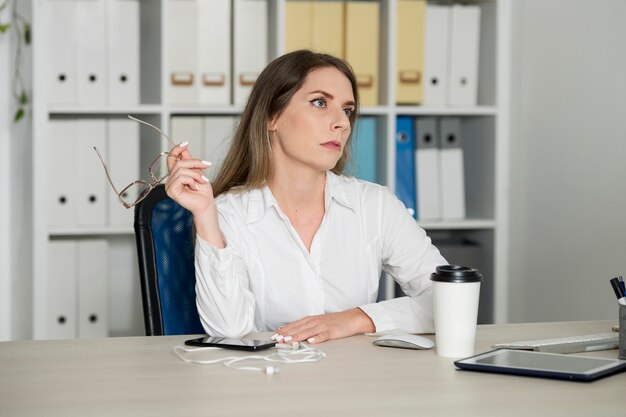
[
  {"left": 77, "top": 119, "right": 107, "bottom": 227},
  {"left": 170, "top": 116, "right": 204, "bottom": 158},
  {"left": 197, "top": 0, "right": 231, "bottom": 105},
  {"left": 423, "top": 4, "right": 450, "bottom": 107},
  {"left": 46, "top": 240, "right": 78, "bottom": 339},
  {"left": 203, "top": 116, "right": 237, "bottom": 181},
  {"left": 107, "top": 119, "right": 140, "bottom": 227},
  {"left": 439, "top": 118, "right": 466, "bottom": 219},
  {"left": 233, "top": 0, "right": 268, "bottom": 105},
  {"left": 168, "top": 0, "right": 198, "bottom": 104},
  {"left": 415, "top": 118, "right": 441, "bottom": 221},
  {"left": 76, "top": 0, "right": 107, "bottom": 104},
  {"left": 447, "top": 5, "right": 481, "bottom": 106},
  {"left": 48, "top": 120, "right": 78, "bottom": 228},
  {"left": 78, "top": 239, "right": 109, "bottom": 338},
  {"left": 107, "top": 0, "right": 140, "bottom": 104},
  {"left": 47, "top": 0, "right": 77, "bottom": 104}
]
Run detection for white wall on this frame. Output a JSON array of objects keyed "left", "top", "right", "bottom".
[
  {"left": 0, "top": 0, "right": 33, "bottom": 341},
  {"left": 509, "top": 0, "right": 626, "bottom": 322}
]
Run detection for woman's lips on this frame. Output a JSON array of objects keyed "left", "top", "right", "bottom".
[{"left": 321, "top": 141, "right": 342, "bottom": 151}]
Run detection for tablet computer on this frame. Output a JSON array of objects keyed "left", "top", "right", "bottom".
[{"left": 454, "top": 349, "right": 626, "bottom": 382}]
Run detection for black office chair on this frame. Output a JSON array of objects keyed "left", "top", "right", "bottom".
[{"left": 134, "top": 184, "right": 204, "bottom": 336}]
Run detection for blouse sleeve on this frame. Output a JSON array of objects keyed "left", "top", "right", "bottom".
[
  {"left": 358, "top": 187, "right": 447, "bottom": 333},
  {"left": 194, "top": 210, "right": 256, "bottom": 338}
]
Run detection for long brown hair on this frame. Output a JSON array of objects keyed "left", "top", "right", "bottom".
[{"left": 212, "top": 50, "right": 360, "bottom": 197}]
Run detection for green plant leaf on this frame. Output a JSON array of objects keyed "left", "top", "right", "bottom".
[
  {"left": 0, "top": 23, "right": 10, "bottom": 33},
  {"left": 23, "top": 23, "right": 30, "bottom": 44},
  {"left": 14, "top": 108, "right": 24, "bottom": 122},
  {"left": 19, "top": 90, "right": 28, "bottom": 105}
]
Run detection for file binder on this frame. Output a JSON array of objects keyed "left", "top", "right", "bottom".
[
  {"left": 77, "top": 119, "right": 107, "bottom": 227},
  {"left": 284, "top": 1, "right": 312, "bottom": 53},
  {"left": 78, "top": 239, "right": 109, "bottom": 338},
  {"left": 168, "top": 0, "right": 198, "bottom": 104},
  {"left": 197, "top": 0, "right": 231, "bottom": 105},
  {"left": 395, "top": 116, "right": 416, "bottom": 217},
  {"left": 48, "top": 0, "right": 77, "bottom": 104},
  {"left": 233, "top": 0, "right": 268, "bottom": 105},
  {"left": 203, "top": 116, "right": 237, "bottom": 181},
  {"left": 345, "top": 1, "right": 380, "bottom": 106},
  {"left": 47, "top": 240, "right": 78, "bottom": 339},
  {"left": 76, "top": 0, "right": 107, "bottom": 104},
  {"left": 171, "top": 116, "right": 204, "bottom": 158},
  {"left": 350, "top": 117, "right": 378, "bottom": 183},
  {"left": 312, "top": 1, "right": 344, "bottom": 58},
  {"left": 447, "top": 5, "right": 481, "bottom": 106},
  {"left": 423, "top": 4, "right": 450, "bottom": 107},
  {"left": 107, "top": 119, "right": 140, "bottom": 227},
  {"left": 415, "top": 117, "right": 441, "bottom": 220},
  {"left": 107, "top": 0, "right": 140, "bottom": 104},
  {"left": 396, "top": 0, "right": 426, "bottom": 105},
  {"left": 439, "top": 118, "right": 466, "bottom": 219},
  {"left": 48, "top": 120, "right": 78, "bottom": 228}
]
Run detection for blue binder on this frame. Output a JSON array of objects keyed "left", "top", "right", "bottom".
[
  {"left": 395, "top": 116, "right": 417, "bottom": 218},
  {"left": 349, "top": 117, "right": 378, "bottom": 183}
]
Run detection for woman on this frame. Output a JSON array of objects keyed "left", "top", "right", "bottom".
[{"left": 165, "top": 50, "right": 446, "bottom": 344}]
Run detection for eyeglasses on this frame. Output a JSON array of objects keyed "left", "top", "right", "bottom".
[{"left": 94, "top": 115, "right": 181, "bottom": 209}]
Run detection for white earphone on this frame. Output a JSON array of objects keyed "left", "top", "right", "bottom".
[{"left": 173, "top": 340, "right": 325, "bottom": 374}]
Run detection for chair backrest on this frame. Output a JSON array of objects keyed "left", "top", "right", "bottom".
[{"left": 134, "top": 184, "right": 204, "bottom": 336}]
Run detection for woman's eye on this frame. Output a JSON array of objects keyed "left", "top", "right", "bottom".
[
  {"left": 343, "top": 108, "right": 354, "bottom": 117},
  {"left": 310, "top": 98, "right": 327, "bottom": 108}
]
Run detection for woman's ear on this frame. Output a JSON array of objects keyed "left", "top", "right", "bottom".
[{"left": 268, "top": 115, "right": 278, "bottom": 132}]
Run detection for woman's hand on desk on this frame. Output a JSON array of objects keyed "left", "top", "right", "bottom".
[{"left": 272, "top": 308, "right": 375, "bottom": 344}]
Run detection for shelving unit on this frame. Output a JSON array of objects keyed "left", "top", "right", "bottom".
[{"left": 31, "top": 0, "right": 511, "bottom": 339}]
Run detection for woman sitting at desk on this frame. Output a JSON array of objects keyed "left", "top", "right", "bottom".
[{"left": 165, "top": 50, "right": 446, "bottom": 344}]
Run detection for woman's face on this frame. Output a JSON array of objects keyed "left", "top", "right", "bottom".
[{"left": 268, "top": 66, "right": 355, "bottom": 175}]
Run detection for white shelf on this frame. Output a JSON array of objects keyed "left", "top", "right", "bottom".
[
  {"left": 419, "top": 219, "right": 497, "bottom": 230},
  {"left": 49, "top": 227, "right": 134, "bottom": 237},
  {"left": 48, "top": 104, "right": 163, "bottom": 115}
]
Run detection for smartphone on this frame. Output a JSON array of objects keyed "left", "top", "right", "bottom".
[{"left": 184, "top": 336, "right": 277, "bottom": 351}]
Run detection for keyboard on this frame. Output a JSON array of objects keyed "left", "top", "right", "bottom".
[{"left": 492, "top": 332, "right": 619, "bottom": 354}]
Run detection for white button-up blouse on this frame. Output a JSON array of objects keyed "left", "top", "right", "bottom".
[{"left": 194, "top": 171, "right": 447, "bottom": 338}]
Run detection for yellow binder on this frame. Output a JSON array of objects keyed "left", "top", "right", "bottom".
[
  {"left": 345, "top": 1, "right": 380, "bottom": 106},
  {"left": 312, "top": 1, "right": 344, "bottom": 57},
  {"left": 285, "top": 1, "right": 312, "bottom": 53},
  {"left": 396, "top": 0, "right": 426, "bottom": 104}
]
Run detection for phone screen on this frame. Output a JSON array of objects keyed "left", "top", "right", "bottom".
[{"left": 185, "top": 336, "right": 276, "bottom": 351}]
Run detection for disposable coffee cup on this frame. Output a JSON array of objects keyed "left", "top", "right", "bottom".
[{"left": 431, "top": 265, "right": 482, "bottom": 358}]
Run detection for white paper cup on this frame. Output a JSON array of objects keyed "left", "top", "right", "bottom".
[{"left": 431, "top": 265, "right": 482, "bottom": 358}]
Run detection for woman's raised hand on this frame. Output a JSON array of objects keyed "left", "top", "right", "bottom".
[{"left": 164, "top": 142, "right": 214, "bottom": 216}]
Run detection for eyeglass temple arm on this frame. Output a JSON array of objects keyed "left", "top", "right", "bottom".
[
  {"left": 127, "top": 115, "right": 176, "bottom": 147},
  {"left": 93, "top": 147, "right": 124, "bottom": 198}
]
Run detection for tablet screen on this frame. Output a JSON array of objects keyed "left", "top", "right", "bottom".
[{"left": 455, "top": 349, "right": 626, "bottom": 381}]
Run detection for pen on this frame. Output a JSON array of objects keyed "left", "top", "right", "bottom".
[
  {"left": 619, "top": 276, "right": 625, "bottom": 294},
  {"left": 609, "top": 277, "right": 624, "bottom": 299}
]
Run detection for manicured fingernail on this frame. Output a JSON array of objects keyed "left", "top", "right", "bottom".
[
  {"left": 283, "top": 336, "right": 293, "bottom": 342},
  {"left": 201, "top": 160, "right": 212, "bottom": 166},
  {"left": 271, "top": 334, "right": 279, "bottom": 340},
  {"left": 179, "top": 141, "right": 188, "bottom": 148},
  {"left": 307, "top": 337, "right": 316, "bottom": 343},
  {"left": 202, "top": 175, "right": 209, "bottom": 182}
]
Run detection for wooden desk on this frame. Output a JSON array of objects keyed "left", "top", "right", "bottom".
[{"left": 0, "top": 320, "right": 622, "bottom": 417}]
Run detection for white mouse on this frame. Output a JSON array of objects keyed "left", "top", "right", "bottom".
[{"left": 373, "top": 333, "right": 435, "bottom": 350}]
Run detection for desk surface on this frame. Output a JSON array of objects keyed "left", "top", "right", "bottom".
[{"left": 0, "top": 320, "right": 622, "bottom": 417}]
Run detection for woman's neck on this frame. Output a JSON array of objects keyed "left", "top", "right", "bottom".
[{"left": 268, "top": 167, "right": 326, "bottom": 212}]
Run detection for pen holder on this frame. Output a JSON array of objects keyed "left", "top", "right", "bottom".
[{"left": 619, "top": 304, "right": 626, "bottom": 359}]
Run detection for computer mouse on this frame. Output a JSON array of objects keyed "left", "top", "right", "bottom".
[{"left": 373, "top": 333, "right": 435, "bottom": 350}]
